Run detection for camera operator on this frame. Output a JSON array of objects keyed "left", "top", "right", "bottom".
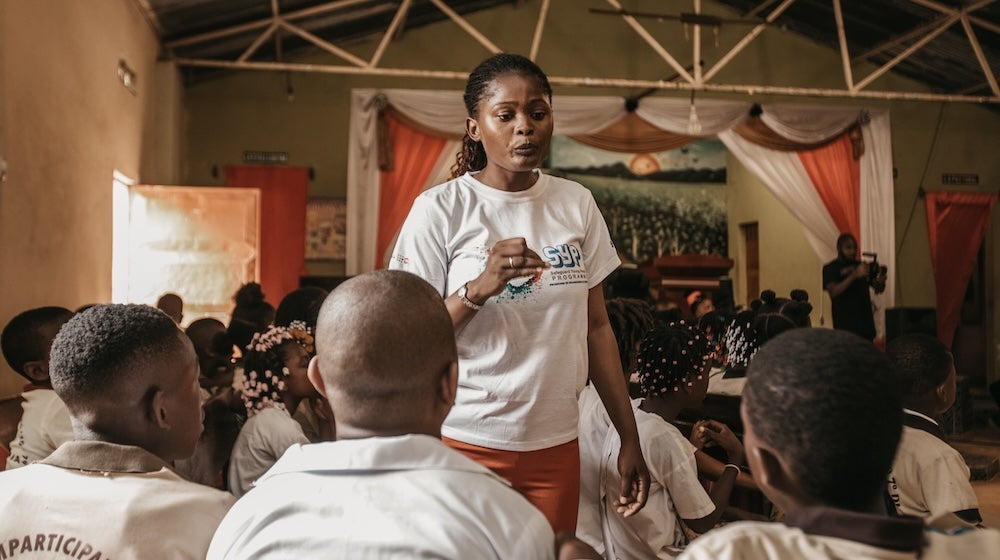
[{"left": 823, "top": 233, "right": 886, "bottom": 341}]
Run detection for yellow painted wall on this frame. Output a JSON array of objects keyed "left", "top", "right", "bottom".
[{"left": 0, "top": 0, "right": 163, "bottom": 396}]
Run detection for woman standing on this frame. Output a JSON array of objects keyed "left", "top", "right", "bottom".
[{"left": 390, "top": 53, "right": 648, "bottom": 532}]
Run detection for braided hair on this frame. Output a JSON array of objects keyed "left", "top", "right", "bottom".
[
  {"left": 754, "top": 289, "right": 813, "bottom": 345},
  {"left": 724, "top": 309, "right": 759, "bottom": 370},
  {"left": 698, "top": 309, "right": 732, "bottom": 363},
  {"left": 451, "top": 53, "right": 553, "bottom": 179},
  {"left": 636, "top": 321, "right": 711, "bottom": 397},
  {"left": 606, "top": 298, "right": 656, "bottom": 375},
  {"left": 240, "top": 322, "right": 314, "bottom": 417}
]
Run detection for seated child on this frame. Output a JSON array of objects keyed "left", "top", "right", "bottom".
[
  {"left": 156, "top": 292, "right": 184, "bottom": 324},
  {"left": 274, "top": 287, "right": 331, "bottom": 441},
  {"left": 227, "top": 323, "right": 332, "bottom": 497},
  {"left": 209, "top": 270, "right": 599, "bottom": 559},
  {"left": 186, "top": 318, "right": 238, "bottom": 396},
  {"left": 680, "top": 329, "right": 1000, "bottom": 559},
  {"left": 752, "top": 290, "right": 812, "bottom": 346},
  {"left": 579, "top": 321, "right": 746, "bottom": 559},
  {"left": 1, "top": 306, "right": 74, "bottom": 469},
  {"left": 0, "top": 304, "right": 235, "bottom": 558},
  {"left": 886, "top": 333, "right": 981, "bottom": 524}
]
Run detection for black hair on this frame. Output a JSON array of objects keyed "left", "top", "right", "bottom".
[
  {"left": 836, "top": 233, "right": 857, "bottom": 254},
  {"left": 698, "top": 309, "right": 732, "bottom": 359},
  {"left": 744, "top": 328, "right": 901, "bottom": 512},
  {"left": 228, "top": 283, "right": 275, "bottom": 351},
  {"left": 606, "top": 298, "right": 656, "bottom": 375},
  {"left": 754, "top": 289, "right": 812, "bottom": 345},
  {"left": 451, "top": 53, "right": 553, "bottom": 179},
  {"left": 637, "top": 321, "right": 710, "bottom": 397},
  {"left": 186, "top": 318, "right": 235, "bottom": 358},
  {"left": 49, "top": 304, "right": 185, "bottom": 404},
  {"left": 1, "top": 307, "right": 74, "bottom": 378},
  {"left": 274, "top": 287, "right": 329, "bottom": 333},
  {"left": 241, "top": 325, "right": 311, "bottom": 416},
  {"left": 886, "top": 334, "right": 953, "bottom": 398}
]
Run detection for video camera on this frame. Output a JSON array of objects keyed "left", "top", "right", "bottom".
[{"left": 862, "top": 252, "right": 888, "bottom": 294}]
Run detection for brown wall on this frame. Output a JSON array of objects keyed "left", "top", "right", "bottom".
[{"left": 0, "top": 0, "right": 162, "bottom": 396}]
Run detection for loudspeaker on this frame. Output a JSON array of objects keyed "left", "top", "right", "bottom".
[{"left": 885, "top": 307, "right": 937, "bottom": 343}]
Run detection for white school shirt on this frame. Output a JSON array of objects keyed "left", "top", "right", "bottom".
[
  {"left": 5, "top": 388, "right": 74, "bottom": 470},
  {"left": 886, "top": 409, "right": 980, "bottom": 520},
  {"left": 208, "top": 434, "right": 555, "bottom": 560},
  {"left": 227, "top": 406, "right": 308, "bottom": 497},
  {"left": 679, "top": 506, "right": 1000, "bottom": 560},
  {"left": 581, "top": 401, "right": 715, "bottom": 560},
  {"left": 390, "top": 171, "right": 620, "bottom": 451},
  {"left": 0, "top": 441, "right": 235, "bottom": 559},
  {"left": 577, "top": 384, "right": 614, "bottom": 554}
]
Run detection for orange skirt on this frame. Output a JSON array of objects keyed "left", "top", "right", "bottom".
[{"left": 443, "top": 436, "right": 580, "bottom": 534}]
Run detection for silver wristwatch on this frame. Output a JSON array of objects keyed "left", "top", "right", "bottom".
[{"left": 457, "top": 283, "right": 483, "bottom": 310}]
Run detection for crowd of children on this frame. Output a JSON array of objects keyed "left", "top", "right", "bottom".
[{"left": 0, "top": 275, "right": 997, "bottom": 559}]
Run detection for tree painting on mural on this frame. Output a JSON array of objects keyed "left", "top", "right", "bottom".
[{"left": 545, "top": 136, "right": 728, "bottom": 265}]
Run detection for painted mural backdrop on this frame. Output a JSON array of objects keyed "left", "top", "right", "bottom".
[{"left": 546, "top": 136, "right": 728, "bottom": 264}]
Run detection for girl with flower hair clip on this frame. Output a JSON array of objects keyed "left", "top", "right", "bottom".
[
  {"left": 227, "top": 322, "right": 330, "bottom": 497},
  {"left": 579, "top": 321, "right": 752, "bottom": 557}
]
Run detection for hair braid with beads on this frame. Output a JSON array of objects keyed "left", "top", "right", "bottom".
[
  {"left": 450, "top": 53, "right": 553, "bottom": 179},
  {"left": 636, "top": 321, "right": 711, "bottom": 397}
]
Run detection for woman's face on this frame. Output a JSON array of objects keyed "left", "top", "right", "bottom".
[{"left": 467, "top": 72, "right": 553, "bottom": 175}]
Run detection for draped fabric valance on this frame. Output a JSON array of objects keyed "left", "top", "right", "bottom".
[{"left": 347, "top": 89, "right": 895, "bottom": 334}]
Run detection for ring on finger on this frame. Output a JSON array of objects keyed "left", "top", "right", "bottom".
[{"left": 508, "top": 256, "right": 515, "bottom": 269}]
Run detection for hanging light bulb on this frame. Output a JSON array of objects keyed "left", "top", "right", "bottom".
[{"left": 687, "top": 95, "right": 702, "bottom": 135}]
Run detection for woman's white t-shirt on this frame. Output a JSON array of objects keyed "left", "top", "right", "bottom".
[{"left": 390, "top": 171, "right": 620, "bottom": 451}]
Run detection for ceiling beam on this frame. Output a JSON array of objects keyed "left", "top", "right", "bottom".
[
  {"left": 173, "top": 56, "right": 1000, "bottom": 103},
  {"left": 702, "top": 0, "right": 797, "bottom": 83},
  {"left": 746, "top": 0, "right": 782, "bottom": 18},
  {"left": 960, "top": 15, "right": 1000, "bottom": 96},
  {"left": 833, "top": 0, "right": 855, "bottom": 91},
  {"left": 854, "top": 14, "right": 958, "bottom": 91},
  {"left": 369, "top": 0, "right": 413, "bottom": 68},
  {"left": 851, "top": 14, "right": 952, "bottom": 63},
  {"left": 529, "top": 0, "right": 551, "bottom": 61},
  {"left": 427, "top": 0, "right": 501, "bottom": 54},
  {"left": 693, "top": 0, "right": 703, "bottom": 86},
  {"left": 164, "top": 0, "right": 372, "bottom": 49},
  {"left": 605, "top": 0, "right": 694, "bottom": 83},
  {"left": 237, "top": 21, "right": 279, "bottom": 62},
  {"left": 279, "top": 20, "right": 368, "bottom": 67}
]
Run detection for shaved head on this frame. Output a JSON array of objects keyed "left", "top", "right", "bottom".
[{"left": 314, "top": 270, "right": 457, "bottom": 434}]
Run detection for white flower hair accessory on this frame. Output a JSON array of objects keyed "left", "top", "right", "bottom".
[{"left": 241, "top": 325, "right": 297, "bottom": 417}]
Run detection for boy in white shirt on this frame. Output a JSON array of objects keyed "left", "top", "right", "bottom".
[
  {"left": 1, "top": 307, "right": 74, "bottom": 469},
  {"left": 885, "top": 333, "right": 981, "bottom": 524},
  {"left": 680, "top": 329, "right": 1000, "bottom": 560},
  {"left": 0, "top": 304, "right": 235, "bottom": 558},
  {"left": 209, "top": 270, "right": 599, "bottom": 559}
]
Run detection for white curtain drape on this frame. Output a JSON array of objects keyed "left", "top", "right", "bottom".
[
  {"left": 860, "top": 109, "right": 895, "bottom": 336},
  {"left": 347, "top": 89, "right": 896, "bottom": 334}
]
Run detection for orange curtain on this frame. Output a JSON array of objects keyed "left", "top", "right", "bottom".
[
  {"left": 798, "top": 133, "right": 862, "bottom": 244},
  {"left": 376, "top": 113, "right": 448, "bottom": 268},
  {"left": 925, "top": 191, "right": 998, "bottom": 347},
  {"left": 225, "top": 165, "right": 309, "bottom": 304}
]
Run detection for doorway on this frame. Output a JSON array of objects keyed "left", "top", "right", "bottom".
[{"left": 740, "top": 222, "right": 760, "bottom": 306}]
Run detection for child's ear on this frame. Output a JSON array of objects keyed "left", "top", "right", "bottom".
[
  {"left": 307, "top": 356, "right": 327, "bottom": 398},
  {"left": 750, "top": 445, "right": 803, "bottom": 511},
  {"left": 149, "top": 388, "right": 170, "bottom": 430},
  {"left": 21, "top": 360, "right": 50, "bottom": 383},
  {"left": 466, "top": 117, "right": 481, "bottom": 143}
]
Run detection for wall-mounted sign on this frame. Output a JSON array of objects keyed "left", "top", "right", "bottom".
[
  {"left": 243, "top": 151, "right": 288, "bottom": 164},
  {"left": 941, "top": 173, "right": 979, "bottom": 186}
]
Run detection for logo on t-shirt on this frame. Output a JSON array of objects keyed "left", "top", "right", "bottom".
[{"left": 544, "top": 244, "right": 588, "bottom": 287}]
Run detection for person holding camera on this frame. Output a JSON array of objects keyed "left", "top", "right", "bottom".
[{"left": 823, "top": 233, "right": 885, "bottom": 341}]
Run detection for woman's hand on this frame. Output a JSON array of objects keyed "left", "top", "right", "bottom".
[
  {"left": 613, "top": 440, "right": 650, "bottom": 517},
  {"left": 464, "top": 237, "right": 550, "bottom": 304}
]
